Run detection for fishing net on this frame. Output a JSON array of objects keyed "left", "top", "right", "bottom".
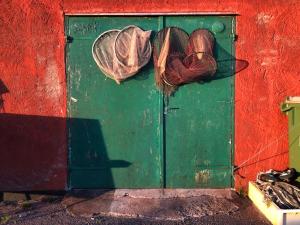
[
  {"left": 256, "top": 169, "right": 300, "bottom": 209},
  {"left": 92, "top": 25, "right": 152, "bottom": 84},
  {"left": 153, "top": 27, "right": 217, "bottom": 95}
]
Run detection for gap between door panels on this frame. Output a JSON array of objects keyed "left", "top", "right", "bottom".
[{"left": 157, "top": 15, "right": 167, "bottom": 188}]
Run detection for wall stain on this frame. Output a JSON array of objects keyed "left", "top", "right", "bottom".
[{"left": 195, "top": 170, "right": 210, "bottom": 184}]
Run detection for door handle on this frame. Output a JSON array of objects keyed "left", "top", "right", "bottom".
[{"left": 164, "top": 107, "right": 180, "bottom": 114}]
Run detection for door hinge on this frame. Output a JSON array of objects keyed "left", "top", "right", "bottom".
[{"left": 65, "top": 35, "right": 73, "bottom": 43}]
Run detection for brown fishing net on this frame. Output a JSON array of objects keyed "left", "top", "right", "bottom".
[
  {"left": 153, "top": 27, "right": 217, "bottom": 95},
  {"left": 92, "top": 25, "right": 152, "bottom": 84}
]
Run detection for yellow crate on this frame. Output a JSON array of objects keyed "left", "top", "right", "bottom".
[{"left": 248, "top": 181, "right": 300, "bottom": 225}]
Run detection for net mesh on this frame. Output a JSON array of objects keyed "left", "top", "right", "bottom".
[
  {"left": 92, "top": 26, "right": 152, "bottom": 84},
  {"left": 153, "top": 27, "right": 217, "bottom": 95}
]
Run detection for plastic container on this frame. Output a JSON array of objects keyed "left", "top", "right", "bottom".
[
  {"left": 281, "top": 96, "right": 300, "bottom": 182},
  {"left": 248, "top": 181, "right": 300, "bottom": 225}
]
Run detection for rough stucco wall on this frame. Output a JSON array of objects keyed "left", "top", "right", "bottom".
[
  {"left": 0, "top": 0, "right": 66, "bottom": 190},
  {"left": 0, "top": 0, "right": 299, "bottom": 190},
  {"left": 233, "top": 1, "right": 300, "bottom": 189}
]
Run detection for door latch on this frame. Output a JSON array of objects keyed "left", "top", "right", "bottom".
[{"left": 164, "top": 107, "right": 180, "bottom": 114}]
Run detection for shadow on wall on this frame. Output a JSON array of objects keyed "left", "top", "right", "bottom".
[
  {"left": 0, "top": 113, "right": 130, "bottom": 191},
  {"left": 200, "top": 43, "right": 249, "bottom": 83},
  {"left": 0, "top": 79, "right": 9, "bottom": 112}
]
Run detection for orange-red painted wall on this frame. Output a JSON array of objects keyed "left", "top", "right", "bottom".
[{"left": 0, "top": 0, "right": 299, "bottom": 191}]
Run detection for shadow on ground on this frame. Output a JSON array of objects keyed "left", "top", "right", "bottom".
[{"left": 0, "top": 191, "right": 271, "bottom": 225}]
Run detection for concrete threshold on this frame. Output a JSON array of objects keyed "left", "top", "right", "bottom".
[
  {"left": 120, "top": 188, "right": 233, "bottom": 199},
  {"left": 62, "top": 189, "right": 238, "bottom": 220}
]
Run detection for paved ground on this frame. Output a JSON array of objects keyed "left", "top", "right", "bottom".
[{"left": 0, "top": 191, "right": 271, "bottom": 225}]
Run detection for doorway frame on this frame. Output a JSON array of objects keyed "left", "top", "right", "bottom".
[{"left": 64, "top": 13, "right": 236, "bottom": 189}]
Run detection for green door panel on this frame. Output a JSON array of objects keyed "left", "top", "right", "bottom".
[
  {"left": 66, "top": 17, "right": 162, "bottom": 188},
  {"left": 164, "top": 16, "right": 235, "bottom": 188},
  {"left": 66, "top": 16, "right": 235, "bottom": 189}
]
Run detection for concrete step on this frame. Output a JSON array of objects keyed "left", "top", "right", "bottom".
[{"left": 62, "top": 189, "right": 238, "bottom": 220}]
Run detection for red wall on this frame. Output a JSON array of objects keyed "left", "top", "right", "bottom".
[{"left": 0, "top": 0, "right": 299, "bottom": 191}]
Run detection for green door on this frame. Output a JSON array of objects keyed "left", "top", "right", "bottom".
[
  {"left": 66, "top": 16, "right": 235, "bottom": 189},
  {"left": 164, "top": 16, "right": 234, "bottom": 188},
  {"left": 66, "top": 17, "right": 162, "bottom": 188}
]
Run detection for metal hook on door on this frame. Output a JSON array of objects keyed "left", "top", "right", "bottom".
[{"left": 164, "top": 107, "right": 180, "bottom": 114}]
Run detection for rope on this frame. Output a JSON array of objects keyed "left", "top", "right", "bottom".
[{"left": 234, "top": 123, "right": 300, "bottom": 172}]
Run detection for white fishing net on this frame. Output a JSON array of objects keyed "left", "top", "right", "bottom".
[{"left": 92, "top": 25, "right": 152, "bottom": 84}]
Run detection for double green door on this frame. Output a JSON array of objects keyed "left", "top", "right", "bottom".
[{"left": 66, "top": 16, "right": 235, "bottom": 189}]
